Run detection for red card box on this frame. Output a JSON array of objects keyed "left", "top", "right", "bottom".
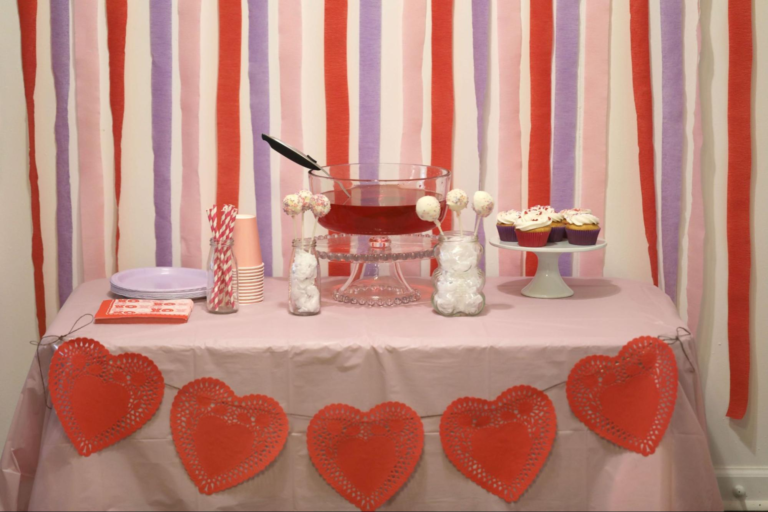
[{"left": 95, "top": 299, "right": 194, "bottom": 324}]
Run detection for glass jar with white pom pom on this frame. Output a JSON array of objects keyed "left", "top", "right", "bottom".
[
  {"left": 431, "top": 232, "right": 486, "bottom": 317},
  {"left": 288, "top": 238, "right": 321, "bottom": 316}
]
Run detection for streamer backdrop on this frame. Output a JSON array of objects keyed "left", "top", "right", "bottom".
[{"left": 14, "top": 0, "right": 752, "bottom": 415}]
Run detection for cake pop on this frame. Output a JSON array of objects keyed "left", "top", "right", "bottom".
[
  {"left": 446, "top": 189, "right": 469, "bottom": 234},
  {"left": 310, "top": 194, "right": 331, "bottom": 238},
  {"left": 283, "top": 194, "right": 302, "bottom": 240},
  {"left": 298, "top": 190, "right": 313, "bottom": 211},
  {"left": 472, "top": 191, "right": 495, "bottom": 236},
  {"left": 416, "top": 195, "right": 444, "bottom": 235},
  {"left": 296, "top": 190, "right": 313, "bottom": 239}
]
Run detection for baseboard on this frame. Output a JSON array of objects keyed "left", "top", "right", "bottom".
[{"left": 717, "top": 467, "right": 768, "bottom": 511}]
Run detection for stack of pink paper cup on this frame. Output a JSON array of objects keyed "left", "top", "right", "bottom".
[{"left": 233, "top": 214, "right": 265, "bottom": 304}]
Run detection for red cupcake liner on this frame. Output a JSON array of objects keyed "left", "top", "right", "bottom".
[
  {"left": 497, "top": 224, "right": 517, "bottom": 242},
  {"left": 548, "top": 226, "right": 566, "bottom": 243},
  {"left": 515, "top": 229, "right": 550, "bottom": 247},
  {"left": 566, "top": 227, "right": 600, "bottom": 245}
]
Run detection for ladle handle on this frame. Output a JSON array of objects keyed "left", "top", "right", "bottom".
[{"left": 261, "top": 134, "right": 351, "bottom": 198}]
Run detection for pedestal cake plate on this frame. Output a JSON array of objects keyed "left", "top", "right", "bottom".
[{"left": 490, "top": 238, "right": 607, "bottom": 299}]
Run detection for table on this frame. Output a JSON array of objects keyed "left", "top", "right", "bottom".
[{"left": 1, "top": 277, "right": 723, "bottom": 511}]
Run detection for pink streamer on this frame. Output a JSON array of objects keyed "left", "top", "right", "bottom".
[
  {"left": 497, "top": 0, "right": 522, "bottom": 277},
  {"left": 399, "top": 0, "right": 427, "bottom": 277},
  {"left": 687, "top": 3, "right": 704, "bottom": 335},
  {"left": 279, "top": 0, "right": 303, "bottom": 276},
  {"left": 73, "top": 0, "right": 106, "bottom": 281},
  {"left": 400, "top": 0, "right": 426, "bottom": 167},
  {"left": 579, "top": 0, "right": 611, "bottom": 277},
  {"left": 178, "top": 0, "right": 202, "bottom": 269}
]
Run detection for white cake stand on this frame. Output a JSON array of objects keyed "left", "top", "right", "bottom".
[{"left": 489, "top": 237, "right": 607, "bottom": 299}]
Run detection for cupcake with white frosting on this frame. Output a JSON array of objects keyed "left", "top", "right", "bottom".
[
  {"left": 560, "top": 208, "right": 592, "bottom": 220},
  {"left": 565, "top": 212, "right": 601, "bottom": 245},
  {"left": 514, "top": 209, "right": 553, "bottom": 247},
  {"left": 496, "top": 209, "right": 521, "bottom": 242},
  {"left": 536, "top": 206, "right": 567, "bottom": 242}
]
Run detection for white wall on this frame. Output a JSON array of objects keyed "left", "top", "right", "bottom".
[{"left": 0, "top": 0, "right": 765, "bottom": 507}]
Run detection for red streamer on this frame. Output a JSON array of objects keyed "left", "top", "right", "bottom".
[
  {"left": 17, "top": 0, "right": 46, "bottom": 337},
  {"left": 106, "top": 0, "right": 127, "bottom": 270},
  {"left": 629, "top": 0, "right": 659, "bottom": 286},
  {"left": 430, "top": 0, "right": 454, "bottom": 274},
  {"left": 525, "top": 0, "right": 553, "bottom": 276},
  {"left": 726, "top": 0, "right": 753, "bottom": 420},
  {"left": 216, "top": 0, "right": 242, "bottom": 211},
  {"left": 325, "top": 0, "right": 350, "bottom": 277}
]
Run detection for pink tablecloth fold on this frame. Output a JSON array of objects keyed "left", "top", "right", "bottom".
[{"left": 1, "top": 278, "right": 722, "bottom": 511}]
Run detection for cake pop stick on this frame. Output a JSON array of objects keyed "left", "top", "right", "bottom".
[
  {"left": 446, "top": 189, "right": 469, "bottom": 234},
  {"left": 297, "top": 189, "right": 313, "bottom": 240},
  {"left": 283, "top": 194, "right": 303, "bottom": 240},
  {"left": 416, "top": 196, "right": 444, "bottom": 235},
  {"left": 310, "top": 194, "right": 331, "bottom": 238},
  {"left": 472, "top": 191, "right": 495, "bottom": 237}
]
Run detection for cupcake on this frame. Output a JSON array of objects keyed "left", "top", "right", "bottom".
[
  {"left": 565, "top": 212, "right": 601, "bottom": 245},
  {"left": 538, "top": 206, "right": 567, "bottom": 242},
  {"left": 496, "top": 210, "right": 520, "bottom": 242},
  {"left": 514, "top": 209, "right": 552, "bottom": 247},
  {"left": 561, "top": 208, "right": 591, "bottom": 218}
]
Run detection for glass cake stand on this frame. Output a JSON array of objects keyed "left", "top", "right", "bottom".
[
  {"left": 314, "top": 233, "right": 438, "bottom": 306},
  {"left": 490, "top": 238, "right": 607, "bottom": 299}
]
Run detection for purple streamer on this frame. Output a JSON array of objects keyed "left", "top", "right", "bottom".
[
  {"left": 661, "top": 0, "right": 684, "bottom": 303},
  {"left": 151, "top": 0, "right": 173, "bottom": 266},
  {"left": 472, "top": 0, "right": 489, "bottom": 269},
  {"left": 552, "top": 0, "right": 580, "bottom": 276},
  {"left": 249, "top": 0, "right": 272, "bottom": 277},
  {"left": 51, "top": 0, "right": 72, "bottom": 304},
  {"left": 359, "top": 0, "right": 381, "bottom": 176},
  {"left": 359, "top": 0, "right": 381, "bottom": 276}
]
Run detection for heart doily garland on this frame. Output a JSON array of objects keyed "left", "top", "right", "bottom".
[
  {"left": 307, "top": 402, "right": 424, "bottom": 511},
  {"left": 48, "top": 337, "right": 164, "bottom": 456},
  {"left": 566, "top": 336, "right": 678, "bottom": 455},
  {"left": 440, "top": 386, "right": 557, "bottom": 502},
  {"left": 170, "top": 378, "right": 289, "bottom": 494}
]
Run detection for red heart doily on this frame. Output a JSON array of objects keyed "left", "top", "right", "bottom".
[
  {"left": 48, "top": 337, "right": 164, "bottom": 456},
  {"left": 440, "top": 386, "right": 556, "bottom": 502},
  {"left": 566, "top": 336, "right": 678, "bottom": 455},
  {"left": 170, "top": 378, "right": 289, "bottom": 494},
  {"left": 307, "top": 402, "right": 424, "bottom": 511}
]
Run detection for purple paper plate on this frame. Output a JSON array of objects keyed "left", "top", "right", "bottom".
[{"left": 110, "top": 267, "right": 207, "bottom": 293}]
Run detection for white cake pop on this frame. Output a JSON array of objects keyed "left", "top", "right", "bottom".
[
  {"left": 446, "top": 189, "right": 469, "bottom": 212},
  {"left": 310, "top": 194, "right": 331, "bottom": 218},
  {"left": 310, "top": 194, "right": 331, "bottom": 238},
  {"left": 297, "top": 189, "right": 313, "bottom": 212},
  {"left": 282, "top": 194, "right": 303, "bottom": 217},
  {"left": 472, "top": 191, "right": 494, "bottom": 217},
  {"left": 446, "top": 189, "right": 469, "bottom": 234},
  {"left": 296, "top": 190, "right": 313, "bottom": 240},
  {"left": 283, "top": 194, "right": 303, "bottom": 240},
  {"left": 416, "top": 195, "right": 444, "bottom": 235},
  {"left": 472, "top": 191, "right": 495, "bottom": 236}
]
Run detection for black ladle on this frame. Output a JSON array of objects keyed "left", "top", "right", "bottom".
[{"left": 261, "top": 134, "right": 352, "bottom": 198}]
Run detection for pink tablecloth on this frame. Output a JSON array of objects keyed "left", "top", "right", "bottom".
[{"left": 1, "top": 277, "right": 722, "bottom": 511}]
